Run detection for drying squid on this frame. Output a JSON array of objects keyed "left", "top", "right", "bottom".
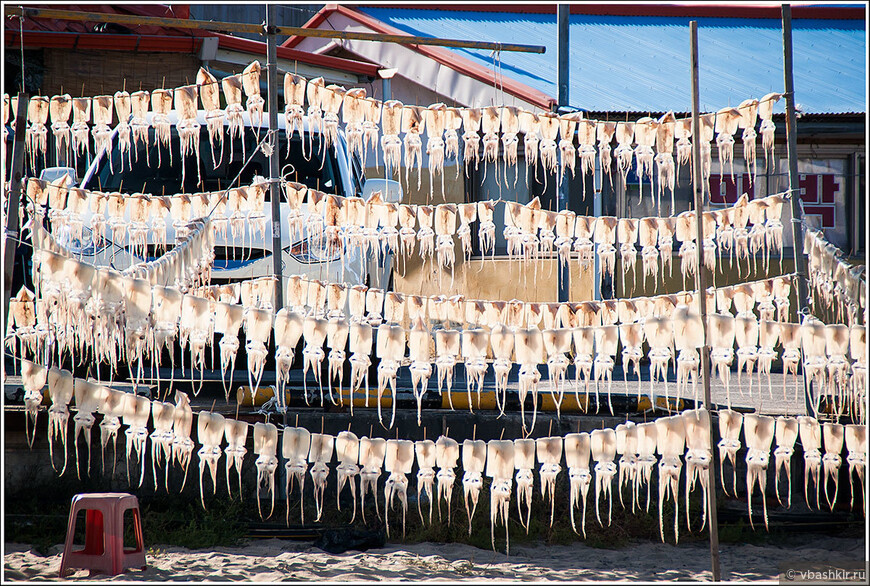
[
  {"left": 363, "top": 98, "right": 383, "bottom": 168},
  {"left": 251, "top": 422, "right": 278, "bottom": 519},
  {"left": 462, "top": 438, "right": 486, "bottom": 534},
  {"left": 715, "top": 107, "right": 741, "bottom": 182},
  {"left": 683, "top": 409, "right": 712, "bottom": 531},
  {"left": 718, "top": 409, "right": 743, "bottom": 497},
  {"left": 570, "top": 215, "right": 593, "bottom": 269},
  {"left": 72, "top": 379, "right": 105, "bottom": 479},
  {"left": 223, "top": 418, "right": 248, "bottom": 499},
  {"left": 633, "top": 117, "right": 657, "bottom": 203},
  {"left": 676, "top": 211, "right": 697, "bottom": 287},
  {"left": 359, "top": 436, "right": 387, "bottom": 523},
  {"left": 542, "top": 329, "right": 571, "bottom": 417},
  {"left": 674, "top": 117, "right": 692, "bottom": 185},
  {"left": 572, "top": 326, "right": 594, "bottom": 411},
  {"left": 376, "top": 324, "right": 405, "bottom": 429},
  {"left": 283, "top": 426, "right": 311, "bottom": 524},
  {"left": 435, "top": 435, "right": 460, "bottom": 524},
  {"left": 532, "top": 436, "right": 561, "bottom": 527},
  {"left": 343, "top": 87, "right": 366, "bottom": 163},
  {"left": 538, "top": 112, "right": 560, "bottom": 178},
  {"left": 180, "top": 294, "right": 212, "bottom": 395},
  {"left": 244, "top": 308, "right": 273, "bottom": 401},
  {"left": 738, "top": 99, "right": 759, "bottom": 186},
  {"left": 764, "top": 195, "right": 785, "bottom": 269},
  {"left": 47, "top": 368, "right": 74, "bottom": 476},
  {"left": 512, "top": 438, "right": 535, "bottom": 533},
  {"left": 480, "top": 106, "right": 501, "bottom": 178},
  {"left": 197, "top": 68, "right": 225, "bottom": 168},
  {"left": 590, "top": 429, "right": 618, "bottom": 529},
  {"left": 501, "top": 106, "right": 521, "bottom": 186},
  {"left": 486, "top": 440, "right": 515, "bottom": 553},
  {"left": 594, "top": 326, "right": 619, "bottom": 415},
  {"left": 455, "top": 202, "right": 477, "bottom": 262},
  {"left": 462, "top": 329, "right": 490, "bottom": 413},
  {"left": 121, "top": 392, "right": 151, "bottom": 488},
  {"left": 655, "top": 113, "right": 676, "bottom": 212},
  {"left": 384, "top": 439, "right": 414, "bottom": 538},
  {"left": 175, "top": 85, "right": 201, "bottom": 187},
  {"left": 656, "top": 415, "right": 686, "bottom": 543},
  {"left": 49, "top": 94, "right": 72, "bottom": 165},
  {"left": 91, "top": 95, "right": 114, "bottom": 172},
  {"left": 242, "top": 61, "right": 265, "bottom": 136},
  {"left": 129, "top": 90, "right": 150, "bottom": 164},
  {"left": 284, "top": 73, "right": 307, "bottom": 156},
  {"left": 822, "top": 422, "right": 844, "bottom": 512},
  {"left": 619, "top": 320, "right": 645, "bottom": 400},
  {"left": 302, "top": 315, "right": 328, "bottom": 405},
  {"left": 322, "top": 84, "right": 346, "bottom": 151},
  {"left": 381, "top": 100, "right": 404, "bottom": 176},
  {"left": 735, "top": 316, "right": 760, "bottom": 397},
  {"left": 552, "top": 209, "right": 575, "bottom": 270},
  {"left": 24, "top": 96, "right": 49, "bottom": 173},
  {"left": 172, "top": 391, "right": 195, "bottom": 491},
  {"left": 305, "top": 77, "right": 326, "bottom": 157},
  {"left": 747, "top": 198, "right": 769, "bottom": 273},
  {"left": 98, "top": 389, "right": 125, "bottom": 476},
  {"left": 336, "top": 431, "right": 361, "bottom": 522},
  {"left": 519, "top": 110, "right": 541, "bottom": 184},
  {"left": 213, "top": 302, "right": 244, "bottom": 401},
  {"left": 780, "top": 322, "right": 803, "bottom": 401},
  {"left": 349, "top": 322, "right": 373, "bottom": 406},
  {"left": 617, "top": 218, "right": 639, "bottom": 295},
  {"left": 434, "top": 203, "right": 457, "bottom": 277},
  {"left": 196, "top": 411, "right": 226, "bottom": 509},
  {"left": 435, "top": 329, "right": 461, "bottom": 410},
  {"left": 758, "top": 93, "right": 783, "bottom": 171},
  {"left": 801, "top": 317, "right": 827, "bottom": 417},
  {"left": 71, "top": 97, "right": 91, "bottom": 165},
  {"left": 593, "top": 216, "right": 618, "bottom": 281},
  {"left": 565, "top": 432, "right": 592, "bottom": 537},
  {"left": 221, "top": 75, "right": 245, "bottom": 160},
  {"left": 799, "top": 416, "right": 822, "bottom": 510},
  {"left": 326, "top": 316, "right": 349, "bottom": 409},
  {"left": 774, "top": 416, "right": 799, "bottom": 508},
  {"left": 415, "top": 439, "right": 437, "bottom": 525},
  {"left": 416, "top": 205, "right": 435, "bottom": 261},
  {"left": 574, "top": 119, "right": 596, "bottom": 196},
  {"left": 613, "top": 121, "right": 635, "bottom": 190},
  {"left": 271, "top": 308, "right": 303, "bottom": 411},
  {"left": 6, "top": 287, "right": 37, "bottom": 359},
  {"left": 614, "top": 422, "right": 638, "bottom": 512},
  {"left": 558, "top": 113, "right": 580, "bottom": 186},
  {"left": 844, "top": 424, "right": 866, "bottom": 514},
  {"left": 744, "top": 413, "right": 775, "bottom": 530},
  {"left": 308, "top": 432, "right": 335, "bottom": 522},
  {"left": 112, "top": 91, "right": 132, "bottom": 171},
  {"left": 638, "top": 218, "right": 659, "bottom": 284},
  {"left": 402, "top": 105, "right": 426, "bottom": 190},
  {"left": 635, "top": 423, "right": 658, "bottom": 513},
  {"left": 425, "top": 103, "right": 448, "bottom": 197},
  {"left": 850, "top": 325, "right": 866, "bottom": 418},
  {"left": 408, "top": 318, "right": 433, "bottom": 425},
  {"left": 644, "top": 316, "right": 673, "bottom": 409},
  {"left": 698, "top": 113, "right": 715, "bottom": 200},
  {"left": 657, "top": 217, "right": 676, "bottom": 277},
  {"left": 475, "top": 199, "right": 496, "bottom": 261},
  {"left": 673, "top": 305, "right": 703, "bottom": 405}
]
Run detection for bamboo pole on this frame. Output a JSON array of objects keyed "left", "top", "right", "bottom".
[{"left": 3, "top": 94, "right": 29, "bottom": 327}]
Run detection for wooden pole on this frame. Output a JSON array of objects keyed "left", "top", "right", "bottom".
[
  {"left": 689, "top": 21, "right": 722, "bottom": 583},
  {"left": 8, "top": 6, "right": 546, "bottom": 54},
  {"left": 3, "top": 94, "right": 29, "bottom": 327},
  {"left": 556, "top": 4, "right": 570, "bottom": 303}
]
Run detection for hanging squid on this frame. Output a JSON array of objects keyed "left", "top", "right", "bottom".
[
  {"left": 574, "top": 119, "right": 596, "bottom": 197},
  {"left": 175, "top": 85, "right": 201, "bottom": 187},
  {"left": 402, "top": 105, "right": 426, "bottom": 190},
  {"left": 46, "top": 367, "right": 74, "bottom": 476},
  {"left": 565, "top": 432, "right": 592, "bottom": 537},
  {"left": 590, "top": 428, "right": 618, "bottom": 529},
  {"left": 486, "top": 440, "right": 514, "bottom": 553},
  {"left": 272, "top": 308, "right": 303, "bottom": 412},
  {"left": 461, "top": 329, "right": 490, "bottom": 414},
  {"left": 758, "top": 320, "right": 781, "bottom": 399},
  {"left": 683, "top": 409, "right": 712, "bottom": 532},
  {"left": 24, "top": 96, "right": 49, "bottom": 172},
  {"left": 376, "top": 324, "right": 405, "bottom": 429},
  {"left": 632, "top": 117, "right": 657, "bottom": 203},
  {"left": 512, "top": 438, "right": 535, "bottom": 533},
  {"left": 148, "top": 401, "right": 175, "bottom": 493},
  {"left": 284, "top": 73, "right": 307, "bottom": 157},
  {"left": 656, "top": 415, "right": 686, "bottom": 543},
  {"left": 359, "top": 435, "right": 387, "bottom": 524},
  {"left": 336, "top": 431, "right": 361, "bottom": 522},
  {"left": 408, "top": 318, "right": 433, "bottom": 425},
  {"left": 71, "top": 97, "right": 91, "bottom": 166},
  {"left": 196, "top": 411, "right": 226, "bottom": 509},
  {"left": 327, "top": 316, "right": 349, "bottom": 410},
  {"left": 613, "top": 121, "right": 635, "bottom": 190},
  {"left": 172, "top": 391, "right": 195, "bottom": 491},
  {"left": 301, "top": 315, "right": 328, "bottom": 405},
  {"left": 635, "top": 423, "right": 658, "bottom": 514},
  {"left": 91, "top": 95, "right": 114, "bottom": 172},
  {"left": 121, "top": 392, "right": 152, "bottom": 489},
  {"left": 573, "top": 215, "right": 596, "bottom": 269},
  {"left": 381, "top": 100, "right": 404, "bottom": 176},
  {"left": 456, "top": 202, "right": 477, "bottom": 262},
  {"left": 435, "top": 329, "right": 461, "bottom": 410},
  {"left": 519, "top": 109, "right": 541, "bottom": 185},
  {"left": 718, "top": 409, "right": 743, "bottom": 497},
  {"left": 573, "top": 326, "right": 594, "bottom": 412},
  {"left": 221, "top": 74, "right": 245, "bottom": 161},
  {"left": 322, "top": 84, "right": 346, "bottom": 151},
  {"left": 698, "top": 113, "right": 715, "bottom": 201},
  {"left": 593, "top": 216, "right": 618, "bottom": 282},
  {"left": 557, "top": 113, "right": 580, "bottom": 187},
  {"left": 129, "top": 90, "right": 150, "bottom": 165},
  {"left": 774, "top": 416, "right": 799, "bottom": 508},
  {"left": 673, "top": 305, "right": 704, "bottom": 406},
  {"left": 738, "top": 98, "right": 759, "bottom": 186},
  {"left": 349, "top": 322, "right": 373, "bottom": 407},
  {"left": 735, "top": 315, "right": 760, "bottom": 397},
  {"left": 844, "top": 424, "right": 866, "bottom": 514},
  {"left": 150, "top": 89, "right": 174, "bottom": 167},
  {"left": 363, "top": 97, "right": 383, "bottom": 169},
  {"left": 461, "top": 438, "right": 486, "bottom": 535},
  {"left": 72, "top": 379, "right": 106, "bottom": 479},
  {"left": 676, "top": 211, "right": 697, "bottom": 287},
  {"left": 213, "top": 302, "right": 244, "bottom": 401},
  {"left": 384, "top": 438, "right": 414, "bottom": 538},
  {"left": 799, "top": 415, "right": 823, "bottom": 510},
  {"left": 282, "top": 426, "right": 311, "bottom": 524},
  {"left": 180, "top": 294, "right": 212, "bottom": 395},
  {"left": 197, "top": 68, "right": 225, "bottom": 168},
  {"left": 342, "top": 87, "right": 366, "bottom": 163},
  {"left": 305, "top": 77, "right": 326, "bottom": 157},
  {"left": 49, "top": 94, "right": 72, "bottom": 165},
  {"left": 714, "top": 107, "right": 741, "bottom": 182},
  {"left": 112, "top": 91, "right": 132, "bottom": 171},
  {"left": 251, "top": 421, "right": 278, "bottom": 520},
  {"left": 307, "top": 432, "right": 334, "bottom": 523},
  {"left": 743, "top": 413, "right": 775, "bottom": 530},
  {"left": 617, "top": 218, "right": 639, "bottom": 296},
  {"left": 758, "top": 92, "right": 783, "bottom": 171},
  {"left": 822, "top": 422, "right": 844, "bottom": 512},
  {"left": 543, "top": 328, "right": 571, "bottom": 417},
  {"left": 655, "top": 113, "right": 676, "bottom": 212},
  {"left": 435, "top": 435, "right": 460, "bottom": 524},
  {"left": 594, "top": 326, "right": 619, "bottom": 415},
  {"left": 534, "top": 436, "right": 562, "bottom": 527},
  {"left": 415, "top": 439, "right": 437, "bottom": 525},
  {"left": 98, "top": 389, "right": 125, "bottom": 477},
  {"left": 242, "top": 61, "right": 265, "bottom": 136},
  {"left": 434, "top": 203, "right": 457, "bottom": 277},
  {"left": 619, "top": 321, "right": 645, "bottom": 401},
  {"left": 644, "top": 316, "right": 674, "bottom": 409},
  {"left": 425, "top": 103, "right": 448, "bottom": 198},
  {"left": 223, "top": 418, "right": 248, "bottom": 499},
  {"left": 243, "top": 307, "right": 273, "bottom": 403},
  {"left": 539, "top": 112, "right": 560, "bottom": 178}
]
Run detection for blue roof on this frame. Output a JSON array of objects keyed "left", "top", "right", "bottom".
[{"left": 359, "top": 7, "right": 866, "bottom": 114}]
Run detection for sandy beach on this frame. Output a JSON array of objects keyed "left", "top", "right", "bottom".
[{"left": 4, "top": 533, "right": 865, "bottom": 582}]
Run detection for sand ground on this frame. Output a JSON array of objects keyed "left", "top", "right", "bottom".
[{"left": 4, "top": 533, "right": 865, "bottom": 582}]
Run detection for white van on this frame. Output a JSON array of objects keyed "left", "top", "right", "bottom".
[{"left": 51, "top": 111, "right": 400, "bottom": 289}]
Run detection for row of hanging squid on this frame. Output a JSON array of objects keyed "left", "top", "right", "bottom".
[
  {"left": 25, "top": 176, "right": 265, "bottom": 262},
  {"left": 16, "top": 367, "right": 867, "bottom": 555},
  {"left": 14, "top": 227, "right": 866, "bottom": 433},
  {"left": 6, "top": 74, "right": 782, "bottom": 204},
  {"left": 805, "top": 228, "right": 866, "bottom": 327}
]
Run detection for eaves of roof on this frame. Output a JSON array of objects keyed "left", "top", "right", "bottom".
[{"left": 283, "top": 3, "right": 558, "bottom": 110}]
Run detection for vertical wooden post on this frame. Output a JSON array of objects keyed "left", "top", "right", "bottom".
[
  {"left": 3, "top": 93, "right": 28, "bottom": 325},
  {"left": 556, "top": 4, "right": 570, "bottom": 302},
  {"left": 689, "top": 21, "right": 722, "bottom": 583}
]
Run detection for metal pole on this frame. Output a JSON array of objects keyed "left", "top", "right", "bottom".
[
  {"left": 266, "top": 5, "right": 285, "bottom": 415},
  {"left": 556, "top": 4, "right": 570, "bottom": 303},
  {"left": 781, "top": 4, "right": 810, "bottom": 314},
  {"left": 8, "top": 6, "right": 547, "bottom": 54},
  {"left": 3, "top": 94, "right": 29, "bottom": 330},
  {"left": 689, "top": 21, "right": 722, "bottom": 583}
]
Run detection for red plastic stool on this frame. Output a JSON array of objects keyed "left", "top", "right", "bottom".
[{"left": 59, "top": 493, "right": 146, "bottom": 577}]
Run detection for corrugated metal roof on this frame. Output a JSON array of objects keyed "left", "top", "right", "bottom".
[{"left": 359, "top": 7, "right": 866, "bottom": 114}]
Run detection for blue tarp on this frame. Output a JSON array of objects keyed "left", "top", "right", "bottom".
[{"left": 360, "top": 7, "right": 865, "bottom": 114}]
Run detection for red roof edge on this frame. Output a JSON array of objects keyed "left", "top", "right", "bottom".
[
  {"left": 358, "top": 3, "right": 866, "bottom": 20},
  {"left": 283, "top": 4, "right": 556, "bottom": 110},
  {"left": 5, "top": 29, "right": 201, "bottom": 53}
]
